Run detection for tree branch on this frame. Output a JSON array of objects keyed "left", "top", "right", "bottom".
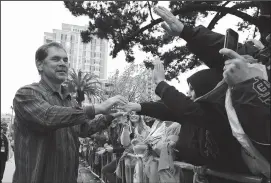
[
  {"left": 113, "top": 4, "right": 259, "bottom": 58},
  {"left": 147, "top": 1, "right": 154, "bottom": 21},
  {"left": 253, "top": 7, "right": 260, "bottom": 39},
  {"left": 207, "top": 1, "right": 258, "bottom": 30},
  {"left": 207, "top": 1, "right": 231, "bottom": 30}
]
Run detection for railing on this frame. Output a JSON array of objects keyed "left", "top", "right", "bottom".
[{"left": 84, "top": 149, "right": 270, "bottom": 183}]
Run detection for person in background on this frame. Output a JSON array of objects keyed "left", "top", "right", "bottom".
[
  {"left": 123, "top": 68, "right": 225, "bottom": 182},
  {"left": 12, "top": 42, "right": 127, "bottom": 183},
  {"left": 91, "top": 130, "right": 111, "bottom": 177},
  {"left": 1, "top": 125, "right": 9, "bottom": 183},
  {"left": 123, "top": 68, "right": 223, "bottom": 166},
  {"left": 116, "top": 113, "right": 150, "bottom": 183},
  {"left": 101, "top": 117, "right": 127, "bottom": 183}
]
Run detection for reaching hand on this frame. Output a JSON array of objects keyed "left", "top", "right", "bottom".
[
  {"left": 95, "top": 95, "right": 128, "bottom": 114},
  {"left": 153, "top": 6, "right": 184, "bottom": 36},
  {"left": 121, "top": 102, "right": 141, "bottom": 113},
  {"left": 246, "top": 39, "right": 265, "bottom": 50},
  {"left": 153, "top": 58, "right": 165, "bottom": 85},
  {"left": 110, "top": 112, "right": 126, "bottom": 118},
  {"left": 220, "top": 48, "right": 263, "bottom": 86}
]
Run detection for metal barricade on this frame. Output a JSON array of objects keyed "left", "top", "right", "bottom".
[{"left": 84, "top": 149, "right": 270, "bottom": 183}]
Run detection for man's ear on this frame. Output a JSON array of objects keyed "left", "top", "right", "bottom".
[{"left": 36, "top": 59, "right": 43, "bottom": 73}]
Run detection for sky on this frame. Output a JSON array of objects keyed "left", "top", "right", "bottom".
[{"left": 1, "top": 1, "right": 258, "bottom": 114}]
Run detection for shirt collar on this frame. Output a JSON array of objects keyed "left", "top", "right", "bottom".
[{"left": 39, "top": 79, "right": 71, "bottom": 100}]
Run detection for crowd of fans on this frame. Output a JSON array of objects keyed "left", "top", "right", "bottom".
[
  {"left": 6, "top": 3, "right": 270, "bottom": 183},
  {"left": 78, "top": 5, "right": 270, "bottom": 183}
]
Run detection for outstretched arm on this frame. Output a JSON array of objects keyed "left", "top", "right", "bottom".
[
  {"left": 122, "top": 101, "right": 179, "bottom": 122},
  {"left": 13, "top": 86, "right": 127, "bottom": 133},
  {"left": 153, "top": 6, "right": 259, "bottom": 72}
]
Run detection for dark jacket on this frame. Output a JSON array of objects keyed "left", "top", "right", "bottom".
[
  {"left": 139, "top": 81, "right": 249, "bottom": 173},
  {"left": 179, "top": 24, "right": 270, "bottom": 163},
  {"left": 139, "top": 25, "right": 270, "bottom": 173},
  {"left": 1, "top": 133, "right": 9, "bottom": 162},
  {"left": 108, "top": 124, "right": 125, "bottom": 156},
  {"left": 180, "top": 25, "right": 270, "bottom": 81}
]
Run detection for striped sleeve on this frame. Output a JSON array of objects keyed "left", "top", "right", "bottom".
[{"left": 13, "top": 87, "right": 95, "bottom": 131}]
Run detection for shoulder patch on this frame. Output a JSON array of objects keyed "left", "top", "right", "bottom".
[{"left": 253, "top": 78, "right": 270, "bottom": 105}]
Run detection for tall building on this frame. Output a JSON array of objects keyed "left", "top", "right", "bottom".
[{"left": 44, "top": 23, "right": 108, "bottom": 79}]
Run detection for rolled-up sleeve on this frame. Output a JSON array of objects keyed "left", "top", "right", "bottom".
[{"left": 13, "top": 87, "right": 95, "bottom": 131}]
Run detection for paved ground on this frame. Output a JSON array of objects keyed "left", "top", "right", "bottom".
[
  {"left": 2, "top": 156, "right": 15, "bottom": 183},
  {"left": 2, "top": 155, "right": 102, "bottom": 183}
]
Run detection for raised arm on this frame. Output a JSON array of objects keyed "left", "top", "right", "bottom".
[
  {"left": 153, "top": 6, "right": 259, "bottom": 72},
  {"left": 151, "top": 58, "right": 209, "bottom": 129},
  {"left": 13, "top": 87, "right": 94, "bottom": 132}
]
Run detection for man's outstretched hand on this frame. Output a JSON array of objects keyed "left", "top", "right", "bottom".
[
  {"left": 110, "top": 111, "right": 126, "bottom": 118},
  {"left": 95, "top": 95, "right": 128, "bottom": 114},
  {"left": 120, "top": 102, "right": 142, "bottom": 113},
  {"left": 153, "top": 6, "right": 184, "bottom": 36}
]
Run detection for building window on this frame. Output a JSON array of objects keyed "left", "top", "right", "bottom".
[
  {"left": 96, "top": 45, "right": 100, "bottom": 52},
  {"left": 86, "top": 52, "right": 91, "bottom": 58}
]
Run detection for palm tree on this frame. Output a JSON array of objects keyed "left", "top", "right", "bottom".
[{"left": 64, "top": 69, "right": 104, "bottom": 107}]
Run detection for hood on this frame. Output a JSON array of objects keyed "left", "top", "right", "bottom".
[{"left": 187, "top": 69, "right": 223, "bottom": 98}]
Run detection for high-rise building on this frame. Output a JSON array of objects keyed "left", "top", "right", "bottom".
[{"left": 44, "top": 23, "right": 108, "bottom": 79}]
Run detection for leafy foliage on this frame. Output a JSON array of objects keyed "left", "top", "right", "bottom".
[
  {"left": 105, "top": 63, "right": 155, "bottom": 103},
  {"left": 64, "top": 1, "right": 262, "bottom": 80},
  {"left": 64, "top": 69, "right": 103, "bottom": 106}
]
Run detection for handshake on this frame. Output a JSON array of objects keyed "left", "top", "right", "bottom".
[{"left": 92, "top": 95, "right": 142, "bottom": 119}]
